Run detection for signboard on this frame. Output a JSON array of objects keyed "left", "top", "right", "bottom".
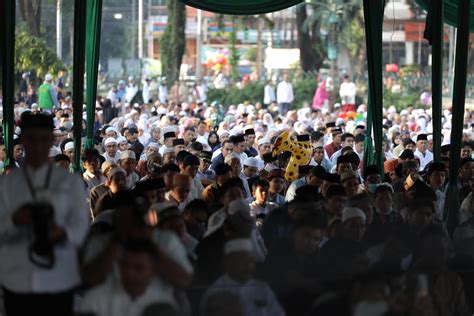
[{"left": 264, "top": 48, "right": 300, "bottom": 70}]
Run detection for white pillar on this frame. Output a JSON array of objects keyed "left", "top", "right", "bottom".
[
  {"left": 405, "top": 41, "right": 414, "bottom": 65},
  {"left": 196, "top": 9, "right": 203, "bottom": 80},
  {"left": 138, "top": 0, "right": 143, "bottom": 59},
  {"left": 56, "top": 0, "right": 62, "bottom": 59}
]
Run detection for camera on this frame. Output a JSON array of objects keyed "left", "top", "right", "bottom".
[{"left": 26, "top": 201, "right": 56, "bottom": 269}]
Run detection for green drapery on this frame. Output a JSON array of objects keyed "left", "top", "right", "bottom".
[
  {"left": 444, "top": 0, "right": 471, "bottom": 235},
  {"left": 362, "top": 0, "right": 385, "bottom": 178},
  {"left": 182, "top": 0, "right": 302, "bottom": 15},
  {"left": 72, "top": 0, "right": 87, "bottom": 172},
  {"left": 416, "top": 0, "right": 474, "bottom": 32},
  {"left": 85, "top": 0, "right": 103, "bottom": 149},
  {"left": 0, "top": 0, "right": 15, "bottom": 167},
  {"left": 424, "top": 0, "right": 444, "bottom": 162}
]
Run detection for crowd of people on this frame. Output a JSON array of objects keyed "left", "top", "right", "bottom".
[{"left": 0, "top": 70, "right": 473, "bottom": 316}]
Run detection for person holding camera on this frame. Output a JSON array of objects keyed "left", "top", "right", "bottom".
[{"left": 0, "top": 113, "right": 89, "bottom": 316}]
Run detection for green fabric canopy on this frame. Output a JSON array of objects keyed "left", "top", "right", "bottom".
[
  {"left": 444, "top": 0, "right": 471, "bottom": 235},
  {"left": 72, "top": 0, "right": 87, "bottom": 172},
  {"left": 85, "top": 0, "right": 103, "bottom": 149},
  {"left": 0, "top": 0, "right": 15, "bottom": 168},
  {"left": 182, "top": 0, "right": 302, "bottom": 15},
  {"left": 362, "top": 0, "right": 386, "bottom": 178},
  {"left": 416, "top": 0, "right": 474, "bottom": 32}
]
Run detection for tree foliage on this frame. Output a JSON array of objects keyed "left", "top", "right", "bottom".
[
  {"left": 15, "top": 27, "right": 64, "bottom": 82},
  {"left": 17, "top": 0, "right": 42, "bottom": 37},
  {"left": 160, "top": 0, "right": 186, "bottom": 86}
]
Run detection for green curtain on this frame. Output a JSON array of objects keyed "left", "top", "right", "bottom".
[
  {"left": 444, "top": 0, "right": 471, "bottom": 235},
  {"left": 0, "top": 0, "right": 15, "bottom": 168},
  {"left": 362, "top": 0, "right": 385, "bottom": 178},
  {"left": 416, "top": 0, "right": 474, "bottom": 32},
  {"left": 424, "top": 0, "right": 444, "bottom": 162},
  {"left": 72, "top": 0, "right": 87, "bottom": 172},
  {"left": 182, "top": 0, "right": 302, "bottom": 15},
  {"left": 85, "top": 0, "right": 103, "bottom": 149}
]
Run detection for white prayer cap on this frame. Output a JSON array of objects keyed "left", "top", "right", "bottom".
[
  {"left": 120, "top": 150, "right": 136, "bottom": 160},
  {"left": 162, "top": 147, "right": 175, "bottom": 155},
  {"left": 224, "top": 153, "right": 240, "bottom": 164},
  {"left": 224, "top": 238, "right": 254, "bottom": 255},
  {"left": 106, "top": 126, "right": 118, "bottom": 134},
  {"left": 64, "top": 141, "right": 74, "bottom": 152},
  {"left": 342, "top": 207, "right": 366, "bottom": 223},
  {"left": 104, "top": 137, "right": 117, "bottom": 146},
  {"left": 217, "top": 129, "right": 230, "bottom": 137},
  {"left": 182, "top": 103, "right": 191, "bottom": 111},
  {"left": 257, "top": 137, "right": 271, "bottom": 146},
  {"left": 45, "top": 74, "right": 52, "bottom": 82},
  {"left": 49, "top": 146, "right": 61, "bottom": 158},
  {"left": 31, "top": 103, "right": 39, "bottom": 109},
  {"left": 243, "top": 157, "right": 258, "bottom": 168},
  {"left": 117, "top": 136, "right": 128, "bottom": 144},
  {"left": 157, "top": 107, "right": 167, "bottom": 115},
  {"left": 427, "top": 134, "right": 433, "bottom": 141},
  {"left": 108, "top": 167, "right": 126, "bottom": 179},
  {"left": 146, "top": 142, "right": 160, "bottom": 150}
]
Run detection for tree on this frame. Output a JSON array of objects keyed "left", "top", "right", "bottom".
[
  {"left": 296, "top": 4, "right": 325, "bottom": 72},
  {"left": 15, "top": 26, "right": 64, "bottom": 84},
  {"left": 18, "top": 0, "right": 42, "bottom": 37},
  {"left": 160, "top": 0, "right": 186, "bottom": 85}
]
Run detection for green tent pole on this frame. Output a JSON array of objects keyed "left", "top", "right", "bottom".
[
  {"left": 0, "top": 0, "right": 15, "bottom": 168},
  {"left": 72, "top": 0, "right": 87, "bottom": 172},
  {"left": 444, "top": 0, "right": 470, "bottom": 235},
  {"left": 362, "top": 0, "right": 385, "bottom": 178},
  {"left": 85, "top": 0, "right": 103, "bottom": 149},
  {"left": 363, "top": 91, "right": 375, "bottom": 178},
  {"left": 431, "top": 0, "right": 444, "bottom": 162}
]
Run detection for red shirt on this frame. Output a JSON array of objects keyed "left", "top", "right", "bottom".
[{"left": 324, "top": 143, "right": 341, "bottom": 159}]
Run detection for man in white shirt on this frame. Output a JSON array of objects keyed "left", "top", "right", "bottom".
[
  {"left": 339, "top": 75, "right": 357, "bottom": 112},
  {"left": 254, "top": 138, "right": 272, "bottom": 171},
  {"left": 180, "top": 154, "right": 204, "bottom": 201},
  {"left": 142, "top": 78, "right": 152, "bottom": 104},
  {"left": 276, "top": 74, "right": 294, "bottom": 116},
  {"left": 263, "top": 80, "right": 276, "bottom": 106},
  {"left": 125, "top": 76, "right": 138, "bottom": 103},
  {"left": 0, "top": 113, "right": 88, "bottom": 315},
  {"left": 200, "top": 238, "right": 284, "bottom": 316},
  {"left": 119, "top": 150, "right": 140, "bottom": 188},
  {"left": 414, "top": 133, "right": 433, "bottom": 171},
  {"left": 158, "top": 79, "right": 168, "bottom": 104},
  {"left": 79, "top": 239, "right": 177, "bottom": 316},
  {"left": 83, "top": 148, "right": 103, "bottom": 192},
  {"left": 103, "top": 137, "right": 120, "bottom": 163},
  {"left": 195, "top": 80, "right": 208, "bottom": 103}
]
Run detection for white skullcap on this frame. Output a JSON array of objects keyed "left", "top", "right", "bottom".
[
  {"left": 257, "top": 137, "right": 271, "bottom": 146},
  {"left": 49, "top": 146, "right": 61, "bottom": 158},
  {"left": 108, "top": 167, "right": 126, "bottom": 179},
  {"left": 45, "top": 74, "right": 52, "bottom": 81},
  {"left": 427, "top": 135, "right": 433, "bottom": 141},
  {"left": 104, "top": 137, "right": 117, "bottom": 146},
  {"left": 224, "top": 153, "right": 240, "bottom": 164},
  {"left": 224, "top": 238, "right": 254, "bottom": 255},
  {"left": 243, "top": 157, "right": 258, "bottom": 168},
  {"left": 342, "top": 207, "right": 366, "bottom": 223},
  {"left": 106, "top": 126, "right": 117, "bottom": 134},
  {"left": 64, "top": 141, "right": 74, "bottom": 152},
  {"left": 147, "top": 142, "right": 160, "bottom": 150},
  {"left": 31, "top": 103, "right": 39, "bottom": 109},
  {"left": 120, "top": 150, "right": 136, "bottom": 160},
  {"left": 117, "top": 136, "right": 128, "bottom": 144},
  {"left": 217, "top": 130, "right": 230, "bottom": 137},
  {"left": 162, "top": 147, "right": 175, "bottom": 155}
]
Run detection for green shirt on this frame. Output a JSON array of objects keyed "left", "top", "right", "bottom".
[{"left": 38, "top": 83, "right": 54, "bottom": 109}]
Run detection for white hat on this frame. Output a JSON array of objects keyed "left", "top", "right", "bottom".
[
  {"left": 108, "top": 167, "right": 127, "bottom": 179},
  {"left": 146, "top": 142, "right": 160, "bottom": 150},
  {"left": 217, "top": 130, "right": 230, "bottom": 137},
  {"left": 31, "top": 103, "right": 39, "bottom": 109},
  {"left": 342, "top": 207, "right": 366, "bottom": 223},
  {"left": 162, "top": 147, "right": 175, "bottom": 155},
  {"left": 120, "top": 150, "right": 136, "bottom": 160},
  {"left": 106, "top": 126, "right": 118, "bottom": 134},
  {"left": 257, "top": 137, "right": 271, "bottom": 147},
  {"left": 64, "top": 142, "right": 74, "bottom": 152},
  {"left": 49, "top": 146, "right": 61, "bottom": 158},
  {"left": 224, "top": 153, "right": 240, "bottom": 164},
  {"left": 45, "top": 74, "right": 52, "bottom": 82},
  {"left": 117, "top": 136, "right": 128, "bottom": 144},
  {"left": 224, "top": 238, "right": 254, "bottom": 255},
  {"left": 104, "top": 137, "right": 117, "bottom": 146},
  {"left": 243, "top": 157, "right": 258, "bottom": 168}
]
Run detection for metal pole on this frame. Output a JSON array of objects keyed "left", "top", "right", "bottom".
[
  {"left": 256, "top": 18, "right": 263, "bottom": 81},
  {"left": 196, "top": 9, "right": 203, "bottom": 80},
  {"left": 138, "top": 0, "right": 143, "bottom": 59},
  {"left": 57, "top": 0, "right": 62, "bottom": 59}
]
